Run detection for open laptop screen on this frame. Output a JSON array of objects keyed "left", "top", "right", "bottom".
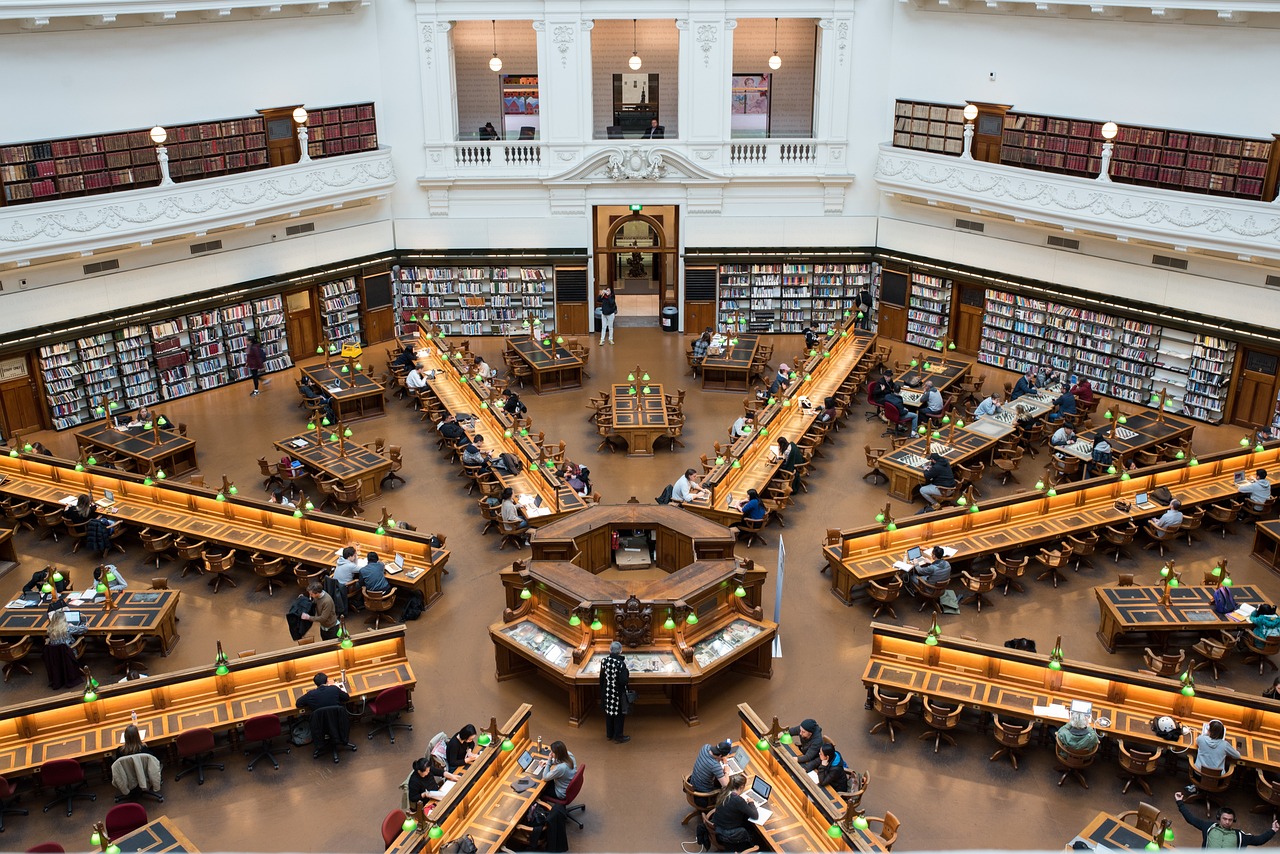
[
  {"left": 1135, "top": 492, "right": 1149, "bottom": 505},
  {"left": 750, "top": 777, "right": 772, "bottom": 803},
  {"left": 906, "top": 546, "right": 922, "bottom": 562}
]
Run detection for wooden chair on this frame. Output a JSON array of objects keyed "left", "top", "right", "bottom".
[
  {"left": 1180, "top": 507, "right": 1205, "bottom": 545},
  {"left": 954, "top": 461, "right": 985, "bottom": 498},
  {"left": 993, "top": 447, "right": 1025, "bottom": 485},
  {"left": 1243, "top": 496, "right": 1277, "bottom": 525},
  {"left": 1117, "top": 801, "right": 1166, "bottom": 834},
  {"left": 0, "top": 636, "right": 34, "bottom": 683},
  {"left": 1143, "top": 520, "right": 1180, "bottom": 557},
  {"left": 866, "top": 574, "right": 902, "bottom": 620},
  {"left": 63, "top": 520, "right": 88, "bottom": 553},
  {"left": 331, "top": 482, "right": 364, "bottom": 517},
  {"left": 1066, "top": 531, "right": 1099, "bottom": 572},
  {"left": 1253, "top": 769, "right": 1280, "bottom": 815},
  {"left": 959, "top": 568, "right": 997, "bottom": 612},
  {"left": 1141, "top": 647, "right": 1186, "bottom": 678},
  {"left": 138, "top": 528, "right": 173, "bottom": 570},
  {"left": 106, "top": 633, "right": 149, "bottom": 673},
  {"left": 1054, "top": 736, "right": 1099, "bottom": 788},
  {"left": 174, "top": 537, "right": 208, "bottom": 578},
  {"left": 498, "top": 519, "right": 528, "bottom": 551},
  {"left": 200, "top": 548, "right": 238, "bottom": 594},
  {"left": 680, "top": 775, "right": 717, "bottom": 826},
  {"left": 863, "top": 813, "right": 900, "bottom": 851},
  {"left": 34, "top": 506, "right": 64, "bottom": 541},
  {"left": 1102, "top": 521, "right": 1138, "bottom": 562},
  {"left": 1185, "top": 755, "right": 1235, "bottom": 815},
  {"left": 380, "top": 446, "right": 405, "bottom": 488},
  {"left": 735, "top": 516, "right": 767, "bottom": 548},
  {"left": 1034, "top": 542, "right": 1073, "bottom": 588},
  {"left": 839, "top": 769, "right": 870, "bottom": 815},
  {"left": 862, "top": 446, "right": 888, "bottom": 485},
  {"left": 2, "top": 499, "right": 35, "bottom": 531},
  {"left": 763, "top": 480, "right": 793, "bottom": 528},
  {"left": 1191, "top": 633, "right": 1232, "bottom": 680},
  {"left": 364, "top": 588, "right": 398, "bottom": 630},
  {"left": 989, "top": 714, "right": 1034, "bottom": 770},
  {"left": 1117, "top": 745, "right": 1165, "bottom": 796},
  {"left": 250, "top": 553, "right": 290, "bottom": 597},
  {"left": 258, "top": 458, "right": 285, "bottom": 491},
  {"left": 1206, "top": 499, "right": 1243, "bottom": 539},
  {"left": 994, "top": 554, "right": 1030, "bottom": 595},
  {"left": 294, "top": 564, "right": 325, "bottom": 590},
  {"left": 919, "top": 697, "right": 962, "bottom": 753},
  {"left": 1242, "top": 633, "right": 1280, "bottom": 674},
  {"left": 868, "top": 687, "right": 913, "bottom": 743},
  {"left": 912, "top": 578, "right": 947, "bottom": 614}
]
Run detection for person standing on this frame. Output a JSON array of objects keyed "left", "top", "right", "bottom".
[
  {"left": 301, "top": 581, "right": 339, "bottom": 640},
  {"left": 247, "top": 336, "right": 266, "bottom": 397},
  {"left": 599, "top": 640, "right": 631, "bottom": 743},
  {"left": 598, "top": 288, "right": 618, "bottom": 346}
]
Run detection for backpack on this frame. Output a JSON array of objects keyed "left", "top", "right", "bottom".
[
  {"left": 402, "top": 591, "right": 426, "bottom": 621},
  {"left": 1211, "top": 585, "right": 1237, "bottom": 616},
  {"left": 1004, "top": 637, "right": 1037, "bottom": 653},
  {"left": 655, "top": 484, "right": 674, "bottom": 505},
  {"left": 694, "top": 820, "right": 711, "bottom": 851},
  {"left": 427, "top": 731, "right": 448, "bottom": 763},
  {"left": 441, "top": 836, "right": 477, "bottom": 854},
  {"left": 290, "top": 719, "right": 313, "bottom": 746},
  {"left": 1152, "top": 715, "right": 1183, "bottom": 741}
]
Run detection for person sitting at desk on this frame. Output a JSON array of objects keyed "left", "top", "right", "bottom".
[
  {"left": 392, "top": 345, "right": 416, "bottom": 372},
  {"left": 918, "top": 454, "right": 956, "bottom": 511},
  {"left": 1089, "top": 431, "right": 1114, "bottom": 477},
  {"left": 23, "top": 566, "right": 70, "bottom": 596},
  {"left": 1049, "top": 387, "right": 1077, "bottom": 423},
  {"left": 64, "top": 494, "right": 96, "bottom": 525},
  {"left": 920, "top": 381, "right": 944, "bottom": 421},
  {"left": 269, "top": 489, "right": 296, "bottom": 509},
  {"left": 777, "top": 437, "right": 804, "bottom": 478},
  {"left": 730, "top": 415, "right": 752, "bottom": 439},
  {"left": 974, "top": 392, "right": 1005, "bottom": 419},
  {"left": 93, "top": 564, "right": 127, "bottom": 592},
  {"left": 86, "top": 513, "right": 117, "bottom": 554},
  {"left": 29, "top": 441, "right": 54, "bottom": 456},
  {"left": 1055, "top": 707, "right": 1099, "bottom": 752},
  {"left": 786, "top": 719, "right": 824, "bottom": 771},
  {"left": 405, "top": 366, "right": 428, "bottom": 391},
  {"left": 1010, "top": 370, "right": 1038, "bottom": 400},
  {"left": 461, "top": 440, "right": 491, "bottom": 472},
  {"left": 1174, "top": 792, "right": 1278, "bottom": 849},
  {"left": 906, "top": 546, "right": 951, "bottom": 594},
  {"left": 446, "top": 724, "right": 480, "bottom": 772},
  {"left": 562, "top": 464, "right": 591, "bottom": 496},
  {"left": 691, "top": 740, "right": 734, "bottom": 793},
  {"left": 538, "top": 740, "right": 577, "bottom": 799},
  {"left": 499, "top": 487, "right": 530, "bottom": 532},
  {"left": 768, "top": 364, "right": 793, "bottom": 397},
  {"left": 438, "top": 414, "right": 467, "bottom": 444},
  {"left": 406, "top": 756, "right": 458, "bottom": 808},
  {"left": 1155, "top": 499, "right": 1184, "bottom": 531},
  {"left": 137, "top": 405, "right": 154, "bottom": 424},
  {"left": 1250, "top": 604, "right": 1280, "bottom": 642},
  {"left": 334, "top": 546, "right": 360, "bottom": 586},
  {"left": 672, "top": 469, "right": 710, "bottom": 505},
  {"left": 1070, "top": 375, "right": 1095, "bottom": 407},
  {"left": 816, "top": 743, "right": 849, "bottom": 791},
  {"left": 359, "top": 552, "right": 391, "bottom": 593},
  {"left": 737, "top": 489, "right": 766, "bottom": 523},
  {"left": 818, "top": 396, "right": 839, "bottom": 424},
  {"left": 1194, "top": 719, "right": 1241, "bottom": 773},
  {"left": 711, "top": 774, "right": 758, "bottom": 852},
  {"left": 691, "top": 330, "right": 713, "bottom": 376},
  {"left": 1037, "top": 367, "right": 1060, "bottom": 389},
  {"left": 298, "top": 672, "right": 349, "bottom": 712},
  {"left": 869, "top": 372, "right": 896, "bottom": 407},
  {"left": 503, "top": 389, "right": 528, "bottom": 417},
  {"left": 1239, "top": 469, "right": 1272, "bottom": 509},
  {"left": 111, "top": 724, "right": 163, "bottom": 800},
  {"left": 1050, "top": 425, "right": 1076, "bottom": 449}
]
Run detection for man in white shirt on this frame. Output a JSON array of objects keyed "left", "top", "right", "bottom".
[
  {"left": 1154, "top": 499, "right": 1184, "bottom": 530},
  {"left": 672, "top": 468, "right": 710, "bottom": 505},
  {"left": 1239, "top": 469, "right": 1272, "bottom": 509},
  {"left": 334, "top": 546, "right": 360, "bottom": 586},
  {"left": 974, "top": 393, "right": 1005, "bottom": 419},
  {"left": 730, "top": 416, "right": 751, "bottom": 438},
  {"left": 1050, "top": 425, "right": 1075, "bottom": 448},
  {"left": 405, "top": 367, "right": 428, "bottom": 390}
]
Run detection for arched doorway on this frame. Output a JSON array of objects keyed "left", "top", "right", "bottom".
[{"left": 592, "top": 205, "right": 679, "bottom": 326}]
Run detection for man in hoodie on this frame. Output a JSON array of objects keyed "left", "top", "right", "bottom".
[
  {"left": 1175, "top": 792, "right": 1278, "bottom": 848},
  {"left": 918, "top": 453, "right": 956, "bottom": 510},
  {"left": 1193, "top": 719, "right": 1240, "bottom": 773}
]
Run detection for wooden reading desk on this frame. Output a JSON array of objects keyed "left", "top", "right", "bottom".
[
  {"left": 1055, "top": 409, "right": 1196, "bottom": 465},
  {"left": 274, "top": 428, "right": 393, "bottom": 498},
  {"left": 824, "top": 445, "right": 1280, "bottom": 602},
  {"left": 895, "top": 357, "right": 973, "bottom": 409},
  {"left": 1095, "top": 583, "right": 1264, "bottom": 653},
  {"left": 1071, "top": 812, "right": 1157, "bottom": 851},
  {"left": 0, "top": 628, "right": 414, "bottom": 782},
  {"left": 701, "top": 334, "right": 760, "bottom": 392},
  {"left": 0, "top": 454, "right": 449, "bottom": 606},
  {"left": 0, "top": 590, "right": 180, "bottom": 654},
  {"left": 507, "top": 336, "right": 584, "bottom": 393},
  {"left": 74, "top": 421, "right": 199, "bottom": 477},
  {"left": 1253, "top": 520, "right": 1280, "bottom": 576},
  {"left": 115, "top": 816, "right": 200, "bottom": 854},
  {"left": 301, "top": 364, "right": 387, "bottom": 421},
  {"left": 862, "top": 622, "right": 1280, "bottom": 774},
  {"left": 608, "top": 381, "right": 669, "bottom": 457},
  {"left": 877, "top": 416, "right": 1015, "bottom": 502},
  {"left": 387, "top": 704, "right": 541, "bottom": 854}
]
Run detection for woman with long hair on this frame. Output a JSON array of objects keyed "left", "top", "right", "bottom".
[
  {"left": 47, "top": 609, "right": 74, "bottom": 646},
  {"left": 446, "top": 723, "right": 478, "bottom": 772},
  {"left": 711, "top": 773, "right": 758, "bottom": 851},
  {"left": 119, "top": 724, "right": 146, "bottom": 757},
  {"left": 538, "top": 740, "right": 577, "bottom": 799}
]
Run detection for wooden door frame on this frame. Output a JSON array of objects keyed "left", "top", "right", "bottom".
[
  {"left": 968, "top": 101, "right": 1013, "bottom": 164},
  {"left": 1228, "top": 343, "right": 1280, "bottom": 427}
]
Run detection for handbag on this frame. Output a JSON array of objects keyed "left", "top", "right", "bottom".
[
  {"left": 1150, "top": 486, "right": 1174, "bottom": 505},
  {"left": 442, "top": 835, "right": 478, "bottom": 854},
  {"left": 625, "top": 689, "right": 638, "bottom": 705}
]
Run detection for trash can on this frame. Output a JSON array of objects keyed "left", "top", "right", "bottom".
[{"left": 661, "top": 305, "right": 679, "bottom": 333}]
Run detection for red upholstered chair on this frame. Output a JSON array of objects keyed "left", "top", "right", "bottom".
[
  {"left": 104, "top": 802, "right": 148, "bottom": 838},
  {"left": 243, "top": 715, "right": 291, "bottom": 771},
  {"left": 40, "top": 759, "right": 96, "bottom": 816},
  {"left": 174, "top": 728, "right": 224, "bottom": 785},
  {"left": 366, "top": 686, "right": 413, "bottom": 744},
  {"left": 881, "top": 402, "right": 913, "bottom": 438},
  {"left": 542, "top": 762, "right": 587, "bottom": 829},
  {"left": 26, "top": 844, "right": 66, "bottom": 853},
  {"left": 381, "top": 809, "right": 408, "bottom": 849},
  {"left": 0, "top": 774, "right": 28, "bottom": 831}
]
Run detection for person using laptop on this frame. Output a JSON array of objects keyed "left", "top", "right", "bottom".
[
  {"left": 691, "top": 740, "right": 734, "bottom": 793},
  {"left": 1193, "top": 719, "right": 1241, "bottom": 774},
  {"left": 537, "top": 740, "right": 577, "bottom": 799},
  {"left": 777, "top": 437, "right": 804, "bottom": 479},
  {"left": 1238, "top": 468, "right": 1272, "bottom": 510},
  {"left": 785, "top": 719, "right": 825, "bottom": 771},
  {"left": 64, "top": 494, "right": 96, "bottom": 525},
  {"left": 359, "top": 551, "right": 391, "bottom": 593},
  {"left": 499, "top": 488, "right": 530, "bottom": 547},
  {"left": 711, "top": 774, "right": 759, "bottom": 852},
  {"left": 906, "top": 547, "right": 951, "bottom": 595},
  {"left": 297, "top": 671, "right": 348, "bottom": 712},
  {"left": 672, "top": 469, "right": 711, "bottom": 506}
]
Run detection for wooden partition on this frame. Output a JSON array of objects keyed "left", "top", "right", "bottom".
[
  {"left": 0, "top": 628, "right": 414, "bottom": 781},
  {"left": 531, "top": 505, "right": 736, "bottom": 573}
]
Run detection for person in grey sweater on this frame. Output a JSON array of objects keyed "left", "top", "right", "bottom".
[{"left": 1193, "top": 719, "right": 1241, "bottom": 773}]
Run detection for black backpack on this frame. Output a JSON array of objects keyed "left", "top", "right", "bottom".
[
  {"left": 402, "top": 591, "right": 426, "bottom": 621},
  {"left": 655, "top": 484, "right": 674, "bottom": 505}
]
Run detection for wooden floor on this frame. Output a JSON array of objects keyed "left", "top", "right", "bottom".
[{"left": 3, "top": 328, "right": 1274, "bottom": 853}]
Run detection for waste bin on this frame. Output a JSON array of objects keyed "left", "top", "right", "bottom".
[{"left": 660, "top": 305, "right": 679, "bottom": 333}]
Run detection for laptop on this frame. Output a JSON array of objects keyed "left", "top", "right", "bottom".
[
  {"left": 905, "top": 546, "right": 923, "bottom": 564},
  {"left": 743, "top": 776, "right": 773, "bottom": 824},
  {"left": 724, "top": 744, "right": 750, "bottom": 776},
  {"left": 96, "top": 489, "right": 115, "bottom": 508},
  {"left": 517, "top": 749, "right": 547, "bottom": 777},
  {"left": 1133, "top": 492, "right": 1154, "bottom": 509},
  {"left": 1235, "top": 472, "right": 1247, "bottom": 485},
  {"left": 64, "top": 611, "right": 82, "bottom": 624},
  {"left": 387, "top": 554, "right": 406, "bottom": 575}
]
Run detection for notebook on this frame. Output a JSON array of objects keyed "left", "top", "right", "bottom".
[
  {"left": 744, "top": 776, "right": 773, "bottom": 824},
  {"left": 1133, "top": 492, "right": 1154, "bottom": 509}
]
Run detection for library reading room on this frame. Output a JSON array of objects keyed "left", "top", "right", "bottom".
[{"left": 2, "top": 0, "right": 1280, "bottom": 852}]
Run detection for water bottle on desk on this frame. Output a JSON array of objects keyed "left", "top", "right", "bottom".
[
  {"left": 131, "top": 710, "right": 138, "bottom": 726},
  {"left": 536, "top": 735, "right": 543, "bottom": 754}
]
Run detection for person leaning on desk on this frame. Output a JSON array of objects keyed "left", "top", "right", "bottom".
[
  {"left": 1055, "top": 707, "right": 1100, "bottom": 752},
  {"left": 786, "top": 718, "right": 824, "bottom": 771},
  {"left": 711, "top": 774, "right": 759, "bottom": 852}
]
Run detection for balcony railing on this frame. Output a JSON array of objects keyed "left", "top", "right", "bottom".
[
  {"left": 874, "top": 143, "right": 1280, "bottom": 260},
  {"left": 0, "top": 147, "right": 395, "bottom": 267}
]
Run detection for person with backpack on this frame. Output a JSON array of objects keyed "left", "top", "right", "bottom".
[{"left": 1174, "top": 791, "right": 1278, "bottom": 848}]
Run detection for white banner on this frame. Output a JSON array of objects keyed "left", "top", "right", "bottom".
[{"left": 773, "top": 536, "right": 785, "bottom": 658}]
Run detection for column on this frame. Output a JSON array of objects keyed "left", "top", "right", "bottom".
[
  {"left": 535, "top": 18, "right": 595, "bottom": 151},
  {"left": 814, "top": 17, "right": 854, "bottom": 150},
  {"left": 417, "top": 17, "right": 457, "bottom": 177},
  {"left": 677, "top": 16, "right": 734, "bottom": 145}
]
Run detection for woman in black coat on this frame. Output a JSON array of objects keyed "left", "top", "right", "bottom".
[
  {"left": 598, "top": 641, "right": 630, "bottom": 744},
  {"left": 711, "top": 774, "right": 758, "bottom": 852}
]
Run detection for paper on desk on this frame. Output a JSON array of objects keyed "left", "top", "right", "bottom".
[
  {"left": 290, "top": 438, "right": 309, "bottom": 449},
  {"left": 59, "top": 495, "right": 79, "bottom": 507},
  {"left": 807, "top": 770, "right": 819, "bottom": 784},
  {"left": 1034, "top": 704, "right": 1070, "bottom": 720},
  {"left": 428, "top": 780, "right": 456, "bottom": 799},
  {"left": 5, "top": 599, "right": 36, "bottom": 609}
]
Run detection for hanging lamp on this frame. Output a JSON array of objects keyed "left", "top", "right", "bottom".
[
  {"left": 489, "top": 20, "right": 503, "bottom": 72},
  {"left": 768, "top": 18, "right": 782, "bottom": 70},
  {"left": 629, "top": 19, "right": 642, "bottom": 70}
]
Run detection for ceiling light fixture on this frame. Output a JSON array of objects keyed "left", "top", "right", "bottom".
[
  {"left": 629, "top": 19, "right": 642, "bottom": 70},
  {"left": 489, "top": 20, "right": 502, "bottom": 72},
  {"left": 769, "top": 18, "right": 782, "bottom": 70}
]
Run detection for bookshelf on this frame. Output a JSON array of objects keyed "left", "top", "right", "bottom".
[
  {"left": 306, "top": 103, "right": 378, "bottom": 159},
  {"left": 253, "top": 295, "right": 294, "bottom": 373},
  {"left": 0, "top": 117, "right": 267, "bottom": 205},
  {"left": 892, "top": 100, "right": 965, "bottom": 156},
  {"left": 905, "top": 273, "right": 952, "bottom": 349},
  {"left": 1152, "top": 327, "right": 1195, "bottom": 417},
  {"left": 38, "top": 342, "right": 85, "bottom": 430},
  {"left": 1184, "top": 334, "right": 1236, "bottom": 423},
  {"left": 778, "top": 264, "right": 812, "bottom": 334},
  {"left": 747, "top": 264, "right": 783, "bottom": 333},
  {"left": 319, "top": 276, "right": 362, "bottom": 344},
  {"left": 716, "top": 264, "right": 751, "bottom": 332},
  {"left": 221, "top": 300, "right": 255, "bottom": 382},
  {"left": 999, "top": 113, "right": 1104, "bottom": 178},
  {"left": 392, "top": 266, "right": 555, "bottom": 336},
  {"left": 717, "top": 262, "right": 880, "bottom": 334},
  {"left": 150, "top": 317, "right": 192, "bottom": 400},
  {"left": 1043, "top": 302, "right": 1117, "bottom": 397},
  {"left": 812, "top": 263, "right": 879, "bottom": 332},
  {"left": 115, "top": 325, "right": 159, "bottom": 408},
  {"left": 1112, "top": 320, "right": 1159, "bottom": 407},
  {"left": 977, "top": 290, "right": 1045, "bottom": 375},
  {"left": 185, "top": 309, "right": 229, "bottom": 393}
]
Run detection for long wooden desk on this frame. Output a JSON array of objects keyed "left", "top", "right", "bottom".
[
  {"left": 387, "top": 704, "right": 539, "bottom": 854},
  {"left": 877, "top": 417, "right": 1016, "bottom": 502},
  {"left": 896, "top": 357, "right": 973, "bottom": 409},
  {"left": 609, "top": 381, "right": 669, "bottom": 457},
  {"left": 686, "top": 324, "right": 878, "bottom": 525},
  {"left": 0, "top": 628, "right": 414, "bottom": 781},
  {"left": 824, "top": 445, "right": 1280, "bottom": 602},
  {"left": 862, "top": 623, "right": 1280, "bottom": 773},
  {"left": 74, "top": 421, "right": 199, "bottom": 477},
  {"left": 1072, "top": 812, "right": 1155, "bottom": 851},
  {"left": 507, "top": 336, "right": 583, "bottom": 393},
  {"left": 274, "top": 428, "right": 392, "bottom": 498},
  {"left": 301, "top": 364, "right": 387, "bottom": 421},
  {"left": 115, "top": 816, "right": 200, "bottom": 854},
  {"left": 414, "top": 324, "right": 586, "bottom": 523},
  {"left": 1253, "top": 520, "right": 1280, "bottom": 576},
  {"left": 1057, "top": 409, "right": 1196, "bottom": 465},
  {"left": 0, "top": 454, "right": 449, "bottom": 606},
  {"left": 702, "top": 334, "right": 760, "bottom": 392},
  {"left": 1096, "top": 583, "right": 1264, "bottom": 653},
  {"left": 0, "top": 590, "right": 180, "bottom": 654},
  {"left": 736, "top": 703, "right": 886, "bottom": 853}
]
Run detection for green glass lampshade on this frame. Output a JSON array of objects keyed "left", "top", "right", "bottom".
[
  {"left": 779, "top": 731, "right": 793, "bottom": 745},
  {"left": 627, "top": 373, "right": 635, "bottom": 382},
  {"left": 22, "top": 443, "right": 33, "bottom": 452},
  {"left": 733, "top": 585, "right": 746, "bottom": 598},
  {"left": 8, "top": 449, "right": 16, "bottom": 458},
  {"left": 322, "top": 416, "right": 331, "bottom": 426},
  {"left": 477, "top": 733, "right": 492, "bottom": 746},
  {"left": 1169, "top": 577, "right": 1180, "bottom": 588},
  {"left": 480, "top": 401, "right": 489, "bottom": 409},
  {"left": 924, "top": 634, "right": 938, "bottom": 646},
  {"left": 948, "top": 342, "right": 957, "bottom": 350},
  {"left": 589, "top": 617, "right": 603, "bottom": 631},
  {"left": 157, "top": 469, "right": 166, "bottom": 480},
  {"left": 686, "top": 612, "right": 698, "bottom": 625},
  {"left": 1046, "top": 488, "right": 1057, "bottom": 497},
  {"left": 215, "top": 664, "right": 230, "bottom": 676},
  {"left": 1257, "top": 443, "right": 1266, "bottom": 453},
  {"left": 969, "top": 504, "right": 980, "bottom": 513},
  {"left": 756, "top": 738, "right": 769, "bottom": 751},
  {"left": 522, "top": 319, "right": 532, "bottom": 329},
  {"left": 1145, "top": 842, "right": 1160, "bottom": 852},
  {"left": 96, "top": 582, "right": 108, "bottom": 594},
  {"left": 731, "top": 459, "right": 742, "bottom": 469},
  {"left": 91, "top": 831, "right": 102, "bottom": 846},
  {"left": 923, "top": 362, "right": 932, "bottom": 372},
  {"left": 1118, "top": 416, "right": 1128, "bottom": 424},
  {"left": 931, "top": 431, "right": 941, "bottom": 439},
  {"left": 75, "top": 463, "right": 84, "bottom": 472},
  {"left": 642, "top": 373, "right": 650, "bottom": 382},
  {"left": 1174, "top": 450, "right": 1185, "bottom": 460},
  {"left": 910, "top": 359, "right": 918, "bottom": 368},
  {"left": 809, "top": 349, "right": 817, "bottom": 357},
  {"left": 841, "top": 330, "right": 848, "bottom": 337},
  {"left": 305, "top": 500, "right": 315, "bottom": 511},
  {"left": 355, "top": 362, "right": 362, "bottom": 371},
  {"left": 316, "top": 345, "right": 324, "bottom": 354},
  {"left": 501, "top": 739, "right": 514, "bottom": 752},
  {"left": 663, "top": 615, "right": 675, "bottom": 630},
  {"left": 569, "top": 614, "right": 581, "bottom": 627},
  {"left": 1180, "top": 686, "right": 1195, "bottom": 697},
  {"left": 804, "top": 373, "right": 811, "bottom": 381},
  {"left": 1120, "top": 472, "right": 1131, "bottom": 481},
  {"left": 520, "top": 588, "right": 532, "bottom": 600},
  {"left": 1224, "top": 578, "right": 1234, "bottom": 586},
  {"left": 411, "top": 315, "right": 419, "bottom": 324},
  {"left": 628, "top": 386, "right": 636, "bottom": 395},
  {"left": 886, "top": 521, "right": 897, "bottom": 531},
  {"left": 52, "top": 571, "right": 64, "bottom": 582},
  {"left": 505, "top": 429, "right": 513, "bottom": 438},
  {"left": 1160, "top": 565, "right": 1170, "bottom": 577},
  {"left": 642, "top": 386, "right": 651, "bottom": 395},
  {"left": 143, "top": 422, "right": 153, "bottom": 430},
  {"left": 1104, "top": 410, "right": 1113, "bottom": 420},
  {"left": 106, "top": 844, "right": 121, "bottom": 854},
  {"left": 1241, "top": 437, "right": 1252, "bottom": 447},
  {"left": 341, "top": 365, "right": 349, "bottom": 374},
  {"left": 520, "top": 428, "right": 529, "bottom": 436},
  {"left": 144, "top": 477, "right": 154, "bottom": 486},
  {"left": 307, "top": 421, "right": 316, "bottom": 431},
  {"left": 556, "top": 336, "right": 564, "bottom": 344},
  {"left": 401, "top": 817, "right": 418, "bottom": 833},
  {"left": 294, "top": 509, "right": 304, "bottom": 518},
  {"left": 1189, "top": 458, "right": 1199, "bottom": 466},
  {"left": 828, "top": 825, "right": 844, "bottom": 839},
  {"left": 941, "top": 415, "right": 950, "bottom": 424},
  {"left": 83, "top": 689, "right": 97, "bottom": 703},
  {"left": 40, "top": 581, "right": 53, "bottom": 594},
  {"left": 1048, "top": 659, "right": 1062, "bottom": 671},
  {"left": 95, "top": 407, "right": 106, "bottom": 416},
  {"left": 107, "top": 571, "right": 116, "bottom": 582},
  {"left": 343, "top": 427, "right": 353, "bottom": 438},
  {"left": 854, "top": 815, "right": 869, "bottom": 830},
  {"left": 824, "top": 351, "right": 831, "bottom": 358},
  {"left": 329, "top": 433, "right": 339, "bottom": 443},
  {"left": 956, "top": 420, "right": 965, "bottom": 428},
  {"left": 917, "top": 426, "right": 926, "bottom": 435},
  {"left": 429, "top": 826, "right": 444, "bottom": 840},
  {"left": 760, "top": 428, "right": 768, "bottom": 437},
  {"left": 216, "top": 492, "right": 226, "bottom": 502},
  {"left": 767, "top": 397, "right": 776, "bottom": 406},
  {"left": 956, "top": 496, "right": 968, "bottom": 506},
  {"left": 856, "top": 312, "right": 864, "bottom": 320},
  {"left": 375, "top": 525, "right": 386, "bottom": 535},
  {"left": 875, "top": 513, "right": 886, "bottom": 523},
  {"left": 543, "top": 339, "right": 551, "bottom": 346},
  {"left": 829, "top": 329, "right": 837, "bottom": 336},
  {"left": 1164, "top": 828, "right": 1175, "bottom": 842}
]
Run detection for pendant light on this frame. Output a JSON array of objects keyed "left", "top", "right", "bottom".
[
  {"left": 628, "top": 19, "right": 642, "bottom": 70},
  {"left": 489, "top": 20, "right": 503, "bottom": 72},
  {"left": 768, "top": 18, "right": 782, "bottom": 70}
]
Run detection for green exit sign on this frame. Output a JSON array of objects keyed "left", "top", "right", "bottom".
[{"left": 629, "top": 204, "right": 643, "bottom": 212}]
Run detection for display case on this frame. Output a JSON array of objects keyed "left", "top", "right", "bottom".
[
  {"left": 580, "top": 650, "right": 687, "bottom": 675},
  {"left": 692, "top": 619, "right": 766, "bottom": 669},
  {"left": 499, "top": 621, "right": 573, "bottom": 668}
]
